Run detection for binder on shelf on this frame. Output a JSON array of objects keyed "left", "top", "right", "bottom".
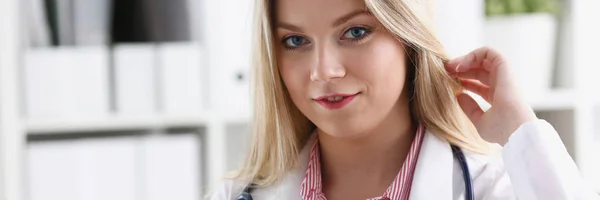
[
  {"left": 24, "top": 46, "right": 110, "bottom": 121},
  {"left": 114, "top": 44, "right": 157, "bottom": 116},
  {"left": 141, "top": 133, "right": 201, "bottom": 200},
  {"left": 27, "top": 140, "right": 80, "bottom": 200},
  {"left": 187, "top": 0, "right": 203, "bottom": 42},
  {"left": 27, "top": 137, "right": 138, "bottom": 200},
  {"left": 55, "top": 0, "right": 75, "bottom": 45},
  {"left": 25, "top": 0, "right": 51, "bottom": 47},
  {"left": 73, "top": 0, "right": 112, "bottom": 45},
  {"left": 76, "top": 138, "right": 138, "bottom": 200},
  {"left": 144, "top": 0, "right": 191, "bottom": 42},
  {"left": 157, "top": 42, "right": 204, "bottom": 117},
  {"left": 110, "top": 0, "right": 151, "bottom": 43}
]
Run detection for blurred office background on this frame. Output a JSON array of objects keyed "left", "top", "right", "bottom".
[{"left": 0, "top": 0, "right": 599, "bottom": 199}]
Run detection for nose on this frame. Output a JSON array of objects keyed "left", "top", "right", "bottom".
[{"left": 310, "top": 43, "right": 346, "bottom": 82}]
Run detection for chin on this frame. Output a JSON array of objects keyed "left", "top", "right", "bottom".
[{"left": 317, "top": 119, "right": 371, "bottom": 139}]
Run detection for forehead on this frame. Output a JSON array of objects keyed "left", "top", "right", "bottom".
[{"left": 274, "top": 0, "right": 367, "bottom": 23}]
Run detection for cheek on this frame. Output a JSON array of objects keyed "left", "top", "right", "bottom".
[
  {"left": 279, "top": 56, "right": 311, "bottom": 104},
  {"left": 347, "top": 37, "right": 408, "bottom": 97}
]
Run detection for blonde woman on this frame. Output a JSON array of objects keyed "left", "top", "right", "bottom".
[{"left": 212, "top": 0, "right": 599, "bottom": 199}]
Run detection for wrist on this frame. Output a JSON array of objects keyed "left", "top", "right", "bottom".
[{"left": 502, "top": 109, "right": 538, "bottom": 146}]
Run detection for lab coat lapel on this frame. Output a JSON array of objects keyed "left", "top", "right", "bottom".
[
  {"left": 409, "top": 130, "right": 454, "bottom": 200},
  {"left": 272, "top": 135, "right": 315, "bottom": 200},
  {"left": 271, "top": 132, "right": 455, "bottom": 200}
]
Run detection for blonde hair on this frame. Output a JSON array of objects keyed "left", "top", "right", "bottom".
[{"left": 235, "top": 0, "right": 490, "bottom": 187}]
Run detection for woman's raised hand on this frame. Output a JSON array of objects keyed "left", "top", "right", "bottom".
[{"left": 446, "top": 46, "right": 538, "bottom": 146}]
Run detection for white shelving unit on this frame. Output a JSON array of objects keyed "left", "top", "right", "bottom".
[
  {"left": 1, "top": 0, "right": 599, "bottom": 200},
  {"left": 25, "top": 115, "right": 209, "bottom": 134},
  {"left": 0, "top": 0, "right": 25, "bottom": 199},
  {"left": 1, "top": 0, "right": 255, "bottom": 199}
]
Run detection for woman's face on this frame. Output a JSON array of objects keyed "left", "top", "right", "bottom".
[{"left": 276, "top": 0, "right": 410, "bottom": 137}]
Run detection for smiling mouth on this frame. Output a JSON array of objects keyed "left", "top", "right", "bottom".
[{"left": 314, "top": 93, "right": 360, "bottom": 110}]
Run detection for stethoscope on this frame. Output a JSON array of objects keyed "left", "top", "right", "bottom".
[{"left": 237, "top": 144, "right": 474, "bottom": 200}]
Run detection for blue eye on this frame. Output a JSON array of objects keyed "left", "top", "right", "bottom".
[
  {"left": 283, "top": 36, "right": 308, "bottom": 48},
  {"left": 342, "top": 27, "right": 370, "bottom": 40}
]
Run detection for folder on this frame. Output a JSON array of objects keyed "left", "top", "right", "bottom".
[
  {"left": 76, "top": 138, "right": 138, "bottom": 200},
  {"left": 27, "top": 140, "right": 80, "bottom": 200},
  {"left": 141, "top": 133, "right": 201, "bottom": 200},
  {"left": 113, "top": 44, "right": 157, "bottom": 116},
  {"left": 24, "top": 46, "right": 110, "bottom": 121},
  {"left": 27, "top": 137, "right": 138, "bottom": 200},
  {"left": 157, "top": 42, "right": 204, "bottom": 117}
]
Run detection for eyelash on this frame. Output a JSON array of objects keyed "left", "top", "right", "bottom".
[
  {"left": 281, "top": 35, "right": 308, "bottom": 51},
  {"left": 341, "top": 26, "right": 373, "bottom": 44},
  {"left": 281, "top": 25, "right": 374, "bottom": 51}
]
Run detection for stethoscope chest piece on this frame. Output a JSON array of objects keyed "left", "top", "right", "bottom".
[
  {"left": 237, "top": 192, "right": 252, "bottom": 200},
  {"left": 237, "top": 183, "right": 256, "bottom": 200}
]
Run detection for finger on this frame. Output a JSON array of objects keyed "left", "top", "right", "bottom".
[
  {"left": 450, "top": 69, "right": 491, "bottom": 86},
  {"left": 460, "top": 79, "right": 492, "bottom": 102},
  {"left": 456, "top": 46, "right": 506, "bottom": 73},
  {"left": 445, "top": 55, "right": 465, "bottom": 73},
  {"left": 482, "top": 58, "right": 499, "bottom": 88},
  {"left": 457, "top": 93, "right": 484, "bottom": 124}
]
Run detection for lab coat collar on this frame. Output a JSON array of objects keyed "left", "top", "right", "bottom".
[
  {"left": 272, "top": 130, "right": 454, "bottom": 199},
  {"left": 409, "top": 130, "right": 454, "bottom": 200}
]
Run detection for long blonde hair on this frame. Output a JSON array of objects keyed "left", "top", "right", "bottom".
[{"left": 235, "top": 0, "right": 490, "bottom": 187}]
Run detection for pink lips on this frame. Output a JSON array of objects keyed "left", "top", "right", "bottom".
[{"left": 314, "top": 93, "right": 359, "bottom": 110}]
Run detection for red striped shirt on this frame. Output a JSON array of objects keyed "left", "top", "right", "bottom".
[{"left": 300, "top": 125, "right": 425, "bottom": 200}]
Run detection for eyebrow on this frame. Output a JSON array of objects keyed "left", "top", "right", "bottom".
[
  {"left": 332, "top": 10, "right": 372, "bottom": 27},
  {"left": 277, "top": 23, "right": 303, "bottom": 32},
  {"left": 276, "top": 10, "right": 372, "bottom": 32}
]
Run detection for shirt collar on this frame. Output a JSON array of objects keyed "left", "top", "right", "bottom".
[{"left": 299, "top": 125, "right": 426, "bottom": 200}]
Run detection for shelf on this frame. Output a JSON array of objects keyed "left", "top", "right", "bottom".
[
  {"left": 528, "top": 89, "right": 576, "bottom": 111},
  {"left": 25, "top": 113, "right": 252, "bottom": 135},
  {"left": 26, "top": 115, "right": 209, "bottom": 134}
]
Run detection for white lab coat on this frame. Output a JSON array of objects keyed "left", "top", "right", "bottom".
[{"left": 211, "top": 120, "right": 600, "bottom": 199}]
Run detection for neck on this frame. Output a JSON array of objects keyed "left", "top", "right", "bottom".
[{"left": 317, "top": 101, "right": 416, "bottom": 198}]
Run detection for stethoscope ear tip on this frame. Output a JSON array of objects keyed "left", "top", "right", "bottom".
[{"left": 237, "top": 192, "right": 253, "bottom": 200}]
